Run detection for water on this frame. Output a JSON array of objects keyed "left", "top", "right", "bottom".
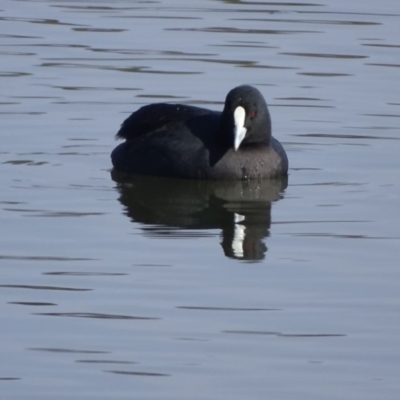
[{"left": 1, "top": 0, "right": 399, "bottom": 399}]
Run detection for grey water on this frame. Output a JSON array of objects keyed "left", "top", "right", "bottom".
[{"left": 1, "top": 0, "right": 399, "bottom": 399}]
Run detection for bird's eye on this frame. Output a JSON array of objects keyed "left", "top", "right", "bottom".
[{"left": 249, "top": 111, "right": 256, "bottom": 119}]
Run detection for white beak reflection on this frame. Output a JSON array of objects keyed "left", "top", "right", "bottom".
[{"left": 232, "top": 213, "right": 246, "bottom": 257}]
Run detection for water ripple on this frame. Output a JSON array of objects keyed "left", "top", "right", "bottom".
[
  {"left": 106, "top": 370, "right": 169, "bottom": 377},
  {"left": 0, "top": 284, "right": 91, "bottom": 291},
  {"left": 177, "top": 306, "right": 279, "bottom": 311},
  {"left": 35, "top": 312, "right": 159, "bottom": 320},
  {"left": 29, "top": 347, "right": 108, "bottom": 354},
  {"left": 223, "top": 330, "right": 346, "bottom": 338}
]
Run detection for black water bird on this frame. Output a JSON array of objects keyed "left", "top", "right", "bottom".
[{"left": 111, "top": 85, "right": 288, "bottom": 180}]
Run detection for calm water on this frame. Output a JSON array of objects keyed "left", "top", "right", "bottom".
[{"left": 1, "top": 0, "right": 400, "bottom": 399}]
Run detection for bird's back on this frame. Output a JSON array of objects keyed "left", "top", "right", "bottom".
[
  {"left": 116, "top": 103, "right": 214, "bottom": 140},
  {"left": 112, "top": 104, "right": 222, "bottom": 178}
]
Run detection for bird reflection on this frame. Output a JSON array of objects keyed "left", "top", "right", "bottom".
[{"left": 111, "top": 171, "right": 288, "bottom": 261}]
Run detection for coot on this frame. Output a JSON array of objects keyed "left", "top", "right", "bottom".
[{"left": 111, "top": 85, "right": 288, "bottom": 180}]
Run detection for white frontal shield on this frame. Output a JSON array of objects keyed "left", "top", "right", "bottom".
[{"left": 233, "top": 106, "right": 247, "bottom": 151}]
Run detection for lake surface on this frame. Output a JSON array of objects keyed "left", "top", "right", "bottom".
[{"left": 1, "top": 0, "right": 399, "bottom": 399}]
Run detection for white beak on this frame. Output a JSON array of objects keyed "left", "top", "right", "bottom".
[{"left": 233, "top": 106, "right": 247, "bottom": 151}]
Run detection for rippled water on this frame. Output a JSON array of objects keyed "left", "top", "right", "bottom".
[{"left": 1, "top": 0, "right": 399, "bottom": 399}]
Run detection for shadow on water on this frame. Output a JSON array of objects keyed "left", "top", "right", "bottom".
[{"left": 111, "top": 171, "right": 288, "bottom": 261}]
